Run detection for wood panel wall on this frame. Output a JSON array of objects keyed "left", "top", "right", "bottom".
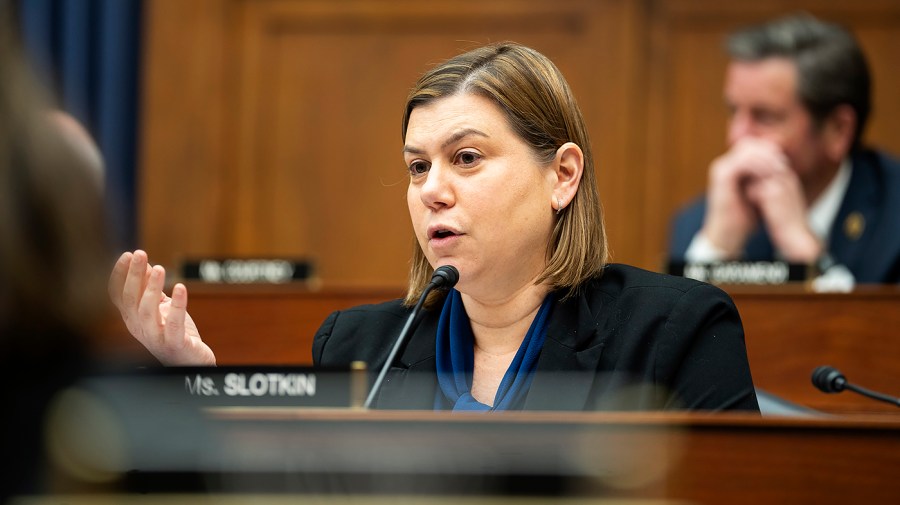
[
  {"left": 139, "top": 0, "right": 900, "bottom": 287},
  {"left": 139, "top": 0, "right": 643, "bottom": 287}
]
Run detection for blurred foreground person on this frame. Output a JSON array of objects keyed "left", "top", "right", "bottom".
[
  {"left": 111, "top": 43, "right": 759, "bottom": 412},
  {"left": 0, "top": 4, "right": 112, "bottom": 501}
]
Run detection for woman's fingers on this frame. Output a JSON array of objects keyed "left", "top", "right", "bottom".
[
  {"left": 165, "top": 283, "right": 189, "bottom": 352},
  {"left": 121, "top": 250, "right": 149, "bottom": 311},
  {"left": 108, "top": 251, "right": 132, "bottom": 308},
  {"left": 116, "top": 250, "right": 153, "bottom": 338},
  {"left": 110, "top": 250, "right": 213, "bottom": 366},
  {"left": 109, "top": 250, "right": 212, "bottom": 366},
  {"left": 138, "top": 265, "right": 166, "bottom": 345}
]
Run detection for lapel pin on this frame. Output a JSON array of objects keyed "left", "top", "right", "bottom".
[{"left": 843, "top": 211, "right": 865, "bottom": 241}]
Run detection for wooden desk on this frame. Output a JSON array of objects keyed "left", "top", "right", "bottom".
[
  {"left": 40, "top": 407, "right": 900, "bottom": 504},
  {"left": 208, "top": 411, "right": 900, "bottom": 503},
  {"left": 730, "top": 286, "right": 900, "bottom": 414},
  {"left": 97, "top": 284, "right": 900, "bottom": 414}
]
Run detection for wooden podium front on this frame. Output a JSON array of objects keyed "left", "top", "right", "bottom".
[
  {"left": 206, "top": 410, "right": 900, "bottom": 504},
  {"left": 31, "top": 409, "right": 900, "bottom": 504}
]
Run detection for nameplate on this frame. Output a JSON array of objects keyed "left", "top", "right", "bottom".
[
  {"left": 181, "top": 258, "right": 313, "bottom": 283},
  {"left": 668, "top": 261, "right": 808, "bottom": 285},
  {"left": 86, "top": 365, "right": 366, "bottom": 408}
]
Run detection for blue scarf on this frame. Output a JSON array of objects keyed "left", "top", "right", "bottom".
[{"left": 434, "top": 289, "right": 555, "bottom": 411}]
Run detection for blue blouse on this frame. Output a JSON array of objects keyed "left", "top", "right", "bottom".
[{"left": 434, "top": 289, "right": 555, "bottom": 411}]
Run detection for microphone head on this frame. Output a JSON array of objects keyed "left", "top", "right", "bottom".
[
  {"left": 430, "top": 265, "right": 460, "bottom": 289},
  {"left": 812, "top": 365, "right": 846, "bottom": 393}
]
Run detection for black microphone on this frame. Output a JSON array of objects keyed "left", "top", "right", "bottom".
[
  {"left": 811, "top": 365, "right": 900, "bottom": 408},
  {"left": 363, "top": 265, "right": 459, "bottom": 409}
]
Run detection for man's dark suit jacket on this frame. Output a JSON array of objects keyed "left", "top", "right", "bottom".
[
  {"left": 313, "top": 264, "right": 759, "bottom": 412},
  {"left": 669, "top": 149, "right": 900, "bottom": 283}
]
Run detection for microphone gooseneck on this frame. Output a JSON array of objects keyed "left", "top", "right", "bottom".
[
  {"left": 811, "top": 365, "right": 900, "bottom": 408},
  {"left": 363, "top": 265, "right": 460, "bottom": 409}
]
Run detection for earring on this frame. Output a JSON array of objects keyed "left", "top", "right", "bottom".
[{"left": 556, "top": 196, "right": 563, "bottom": 215}]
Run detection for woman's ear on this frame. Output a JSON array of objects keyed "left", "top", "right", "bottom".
[
  {"left": 822, "top": 105, "right": 857, "bottom": 162},
  {"left": 551, "top": 142, "right": 584, "bottom": 212}
]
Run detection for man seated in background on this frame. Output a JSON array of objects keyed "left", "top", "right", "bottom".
[{"left": 669, "top": 13, "right": 900, "bottom": 284}]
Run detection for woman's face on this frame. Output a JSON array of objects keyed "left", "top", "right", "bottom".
[{"left": 404, "top": 93, "right": 557, "bottom": 301}]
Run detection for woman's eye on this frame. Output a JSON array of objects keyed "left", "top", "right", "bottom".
[
  {"left": 455, "top": 151, "right": 481, "bottom": 166},
  {"left": 408, "top": 161, "right": 430, "bottom": 175}
]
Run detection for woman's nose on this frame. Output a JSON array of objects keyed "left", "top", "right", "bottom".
[{"left": 419, "top": 162, "right": 454, "bottom": 210}]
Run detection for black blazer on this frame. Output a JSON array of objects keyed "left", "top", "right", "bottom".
[{"left": 313, "top": 264, "right": 759, "bottom": 412}]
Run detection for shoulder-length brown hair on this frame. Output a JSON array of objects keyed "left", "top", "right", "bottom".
[{"left": 401, "top": 42, "right": 608, "bottom": 306}]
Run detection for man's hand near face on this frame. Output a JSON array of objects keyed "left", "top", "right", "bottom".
[{"left": 700, "top": 138, "right": 823, "bottom": 263}]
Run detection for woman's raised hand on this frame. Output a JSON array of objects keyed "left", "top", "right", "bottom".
[{"left": 108, "top": 250, "right": 216, "bottom": 366}]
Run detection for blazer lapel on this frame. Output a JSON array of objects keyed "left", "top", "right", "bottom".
[
  {"left": 524, "top": 291, "right": 605, "bottom": 410},
  {"left": 373, "top": 291, "right": 609, "bottom": 411},
  {"left": 373, "top": 308, "right": 439, "bottom": 410},
  {"left": 830, "top": 152, "right": 879, "bottom": 277}
]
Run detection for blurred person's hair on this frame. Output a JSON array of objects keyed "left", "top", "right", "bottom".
[
  {"left": 0, "top": 4, "right": 111, "bottom": 341},
  {"left": 0, "top": 3, "right": 115, "bottom": 499},
  {"left": 401, "top": 42, "right": 608, "bottom": 307},
  {"left": 48, "top": 110, "right": 105, "bottom": 189},
  {"left": 727, "top": 13, "right": 872, "bottom": 150}
]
